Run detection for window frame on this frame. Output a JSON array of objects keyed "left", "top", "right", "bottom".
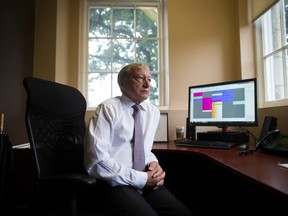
[
  {"left": 79, "top": 0, "right": 169, "bottom": 110},
  {"left": 254, "top": 0, "right": 288, "bottom": 108}
]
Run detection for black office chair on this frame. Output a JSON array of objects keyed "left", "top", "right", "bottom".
[{"left": 23, "top": 77, "right": 97, "bottom": 216}]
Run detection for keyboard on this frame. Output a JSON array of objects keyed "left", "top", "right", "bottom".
[
  {"left": 175, "top": 139, "right": 236, "bottom": 149},
  {"left": 261, "top": 142, "right": 288, "bottom": 155}
]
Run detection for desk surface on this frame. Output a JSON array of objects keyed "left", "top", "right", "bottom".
[{"left": 153, "top": 141, "right": 288, "bottom": 199}]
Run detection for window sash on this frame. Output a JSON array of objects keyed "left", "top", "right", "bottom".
[
  {"left": 255, "top": 0, "right": 288, "bottom": 108},
  {"left": 80, "top": 0, "right": 168, "bottom": 109}
]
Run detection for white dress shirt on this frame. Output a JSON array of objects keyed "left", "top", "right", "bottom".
[{"left": 84, "top": 95, "right": 160, "bottom": 190}]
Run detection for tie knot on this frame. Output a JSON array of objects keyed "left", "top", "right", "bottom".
[{"left": 132, "top": 104, "right": 140, "bottom": 111}]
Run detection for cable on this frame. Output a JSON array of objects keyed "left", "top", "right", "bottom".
[
  {"left": 239, "top": 149, "right": 256, "bottom": 156},
  {"left": 236, "top": 126, "right": 258, "bottom": 145},
  {"left": 236, "top": 126, "right": 258, "bottom": 156}
]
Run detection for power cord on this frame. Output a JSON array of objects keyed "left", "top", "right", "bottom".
[{"left": 236, "top": 126, "right": 258, "bottom": 156}]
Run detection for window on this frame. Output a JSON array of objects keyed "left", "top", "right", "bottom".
[
  {"left": 80, "top": 0, "right": 168, "bottom": 109},
  {"left": 254, "top": 0, "right": 288, "bottom": 108}
]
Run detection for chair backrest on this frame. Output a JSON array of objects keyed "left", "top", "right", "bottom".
[{"left": 23, "top": 77, "right": 87, "bottom": 178}]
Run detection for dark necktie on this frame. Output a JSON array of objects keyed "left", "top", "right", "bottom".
[{"left": 132, "top": 104, "right": 145, "bottom": 171}]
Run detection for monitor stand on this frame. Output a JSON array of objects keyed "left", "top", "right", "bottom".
[
  {"left": 197, "top": 127, "right": 249, "bottom": 144},
  {"left": 206, "top": 126, "right": 230, "bottom": 133}
]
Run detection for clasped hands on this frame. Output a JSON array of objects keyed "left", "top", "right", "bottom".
[{"left": 145, "top": 161, "right": 165, "bottom": 190}]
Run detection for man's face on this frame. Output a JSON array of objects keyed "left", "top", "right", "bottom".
[{"left": 121, "top": 67, "right": 151, "bottom": 104}]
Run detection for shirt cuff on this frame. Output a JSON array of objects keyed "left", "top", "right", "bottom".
[{"left": 134, "top": 171, "right": 148, "bottom": 189}]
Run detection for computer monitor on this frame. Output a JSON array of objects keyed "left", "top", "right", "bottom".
[{"left": 188, "top": 78, "right": 258, "bottom": 132}]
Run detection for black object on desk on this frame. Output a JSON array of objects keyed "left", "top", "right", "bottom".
[
  {"left": 175, "top": 138, "right": 236, "bottom": 149},
  {"left": 197, "top": 131, "right": 249, "bottom": 144}
]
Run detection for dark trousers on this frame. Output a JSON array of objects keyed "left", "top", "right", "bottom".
[{"left": 86, "top": 180, "right": 193, "bottom": 216}]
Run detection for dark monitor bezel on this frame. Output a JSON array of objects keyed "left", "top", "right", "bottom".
[{"left": 188, "top": 78, "right": 258, "bottom": 128}]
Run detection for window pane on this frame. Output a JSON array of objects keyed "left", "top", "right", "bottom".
[
  {"left": 113, "top": 8, "right": 134, "bottom": 37},
  {"left": 136, "top": 39, "right": 159, "bottom": 71},
  {"left": 112, "top": 39, "right": 135, "bottom": 71},
  {"left": 88, "top": 73, "right": 112, "bottom": 107},
  {"left": 264, "top": 52, "right": 285, "bottom": 101},
  {"left": 149, "top": 73, "right": 159, "bottom": 105},
  {"left": 262, "top": 3, "right": 282, "bottom": 55},
  {"left": 112, "top": 73, "right": 121, "bottom": 97},
  {"left": 89, "top": 8, "right": 111, "bottom": 37},
  {"left": 136, "top": 7, "right": 158, "bottom": 37},
  {"left": 285, "top": 49, "right": 288, "bottom": 97},
  {"left": 89, "top": 39, "right": 112, "bottom": 71},
  {"left": 285, "top": 0, "right": 288, "bottom": 43}
]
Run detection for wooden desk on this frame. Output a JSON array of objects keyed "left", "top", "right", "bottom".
[
  {"left": 152, "top": 141, "right": 288, "bottom": 215},
  {"left": 11, "top": 143, "right": 288, "bottom": 215}
]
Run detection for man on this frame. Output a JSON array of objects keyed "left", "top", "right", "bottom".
[{"left": 84, "top": 63, "right": 193, "bottom": 216}]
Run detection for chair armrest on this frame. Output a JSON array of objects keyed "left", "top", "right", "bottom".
[{"left": 40, "top": 173, "right": 97, "bottom": 185}]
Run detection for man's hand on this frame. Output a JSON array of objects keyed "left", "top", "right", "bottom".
[{"left": 145, "top": 161, "right": 165, "bottom": 190}]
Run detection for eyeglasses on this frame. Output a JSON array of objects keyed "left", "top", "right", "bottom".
[{"left": 134, "top": 75, "right": 151, "bottom": 83}]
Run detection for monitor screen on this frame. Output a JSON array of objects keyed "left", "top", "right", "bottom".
[{"left": 188, "top": 78, "right": 258, "bottom": 130}]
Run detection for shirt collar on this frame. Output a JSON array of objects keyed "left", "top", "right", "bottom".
[{"left": 120, "top": 94, "right": 147, "bottom": 112}]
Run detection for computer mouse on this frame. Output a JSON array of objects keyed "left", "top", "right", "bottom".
[{"left": 238, "top": 144, "right": 247, "bottom": 150}]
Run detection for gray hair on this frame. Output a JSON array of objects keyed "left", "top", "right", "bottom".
[{"left": 117, "top": 63, "right": 148, "bottom": 86}]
